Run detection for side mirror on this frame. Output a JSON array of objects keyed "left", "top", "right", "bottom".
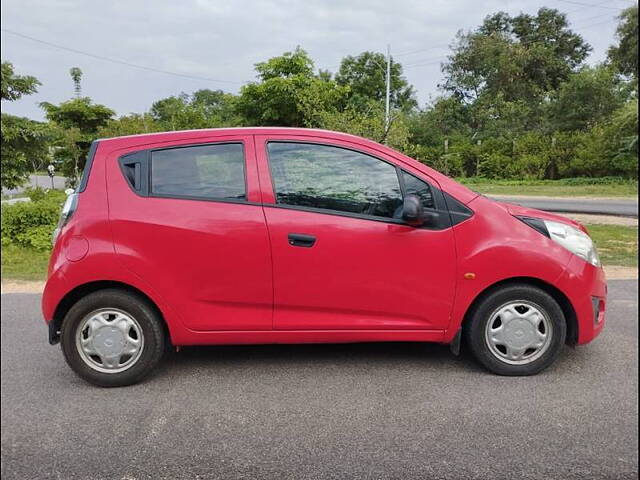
[{"left": 401, "top": 194, "right": 425, "bottom": 226}]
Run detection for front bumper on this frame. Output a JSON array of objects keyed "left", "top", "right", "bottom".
[{"left": 557, "top": 256, "right": 607, "bottom": 345}]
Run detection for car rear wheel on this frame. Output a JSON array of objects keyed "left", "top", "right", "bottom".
[
  {"left": 60, "top": 289, "right": 165, "bottom": 387},
  {"left": 464, "top": 284, "right": 566, "bottom": 376}
]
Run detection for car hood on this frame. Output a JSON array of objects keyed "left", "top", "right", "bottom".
[{"left": 495, "top": 200, "right": 587, "bottom": 232}]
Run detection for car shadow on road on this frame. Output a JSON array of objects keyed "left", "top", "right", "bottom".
[
  {"left": 143, "top": 340, "right": 602, "bottom": 387},
  {"left": 154, "top": 341, "right": 486, "bottom": 377}
]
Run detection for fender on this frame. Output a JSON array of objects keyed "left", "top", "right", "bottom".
[{"left": 444, "top": 195, "right": 574, "bottom": 343}]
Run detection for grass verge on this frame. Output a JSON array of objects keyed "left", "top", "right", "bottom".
[
  {"left": 585, "top": 224, "right": 638, "bottom": 268},
  {"left": 1, "top": 245, "right": 50, "bottom": 281},
  {"left": 458, "top": 178, "right": 638, "bottom": 197}
]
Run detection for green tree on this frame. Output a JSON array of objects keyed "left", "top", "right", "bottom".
[
  {"left": 97, "top": 113, "right": 162, "bottom": 138},
  {"left": 407, "top": 96, "right": 472, "bottom": 149},
  {"left": 443, "top": 8, "right": 590, "bottom": 104},
  {"left": 335, "top": 51, "right": 416, "bottom": 111},
  {"left": 150, "top": 89, "right": 239, "bottom": 130},
  {"left": 150, "top": 94, "right": 210, "bottom": 130},
  {"left": 69, "top": 67, "right": 83, "bottom": 97},
  {"left": 1, "top": 115, "right": 52, "bottom": 189},
  {"left": 315, "top": 103, "right": 410, "bottom": 150},
  {"left": 570, "top": 100, "right": 638, "bottom": 178},
  {"left": 40, "top": 97, "right": 114, "bottom": 182},
  {"left": 235, "top": 47, "right": 349, "bottom": 127},
  {"left": 41, "top": 98, "right": 115, "bottom": 135},
  {"left": 40, "top": 70, "right": 114, "bottom": 183},
  {"left": 1, "top": 61, "right": 40, "bottom": 101},
  {"left": 191, "top": 89, "right": 239, "bottom": 124},
  {"left": 1, "top": 61, "right": 51, "bottom": 189},
  {"left": 429, "top": 7, "right": 593, "bottom": 149},
  {"left": 607, "top": 5, "right": 638, "bottom": 89},
  {"left": 548, "top": 65, "right": 626, "bottom": 132}
]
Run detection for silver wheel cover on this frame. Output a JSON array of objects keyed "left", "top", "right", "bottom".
[
  {"left": 75, "top": 308, "right": 144, "bottom": 373},
  {"left": 484, "top": 300, "right": 553, "bottom": 365}
]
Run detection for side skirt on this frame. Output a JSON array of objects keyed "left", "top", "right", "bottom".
[{"left": 171, "top": 329, "right": 446, "bottom": 346}]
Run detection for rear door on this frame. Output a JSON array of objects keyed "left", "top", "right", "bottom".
[
  {"left": 255, "top": 135, "right": 457, "bottom": 331},
  {"left": 107, "top": 135, "right": 273, "bottom": 331}
]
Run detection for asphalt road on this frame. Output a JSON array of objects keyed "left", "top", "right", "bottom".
[
  {"left": 490, "top": 196, "right": 639, "bottom": 218},
  {"left": 1, "top": 281, "right": 638, "bottom": 480}
]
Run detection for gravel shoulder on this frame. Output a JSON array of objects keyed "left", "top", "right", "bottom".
[{"left": 557, "top": 213, "right": 638, "bottom": 227}]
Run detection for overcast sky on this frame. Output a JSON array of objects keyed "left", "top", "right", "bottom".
[{"left": 1, "top": 0, "right": 634, "bottom": 121}]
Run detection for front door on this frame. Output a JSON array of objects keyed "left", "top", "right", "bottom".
[{"left": 257, "top": 137, "right": 457, "bottom": 331}]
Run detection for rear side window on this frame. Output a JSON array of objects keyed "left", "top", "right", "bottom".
[
  {"left": 267, "top": 142, "right": 402, "bottom": 218},
  {"left": 151, "top": 143, "right": 245, "bottom": 200}
]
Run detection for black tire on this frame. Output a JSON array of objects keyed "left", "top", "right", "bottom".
[
  {"left": 60, "top": 289, "right": 165, "bottom": 387},
  {"left": 463, "top": 284, "right": 566, "bottom": 376}
]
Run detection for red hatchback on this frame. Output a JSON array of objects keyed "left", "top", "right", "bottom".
[{"left": 42, "top": 128, "right": 606, "bottom": 386}]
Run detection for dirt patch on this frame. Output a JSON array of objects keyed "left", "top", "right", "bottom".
[
  {"left": 604, "top": 266, "right": 638, "bottom": 280},
  {"left": 556, "top": 213, "right": 638, "bottom": 227},
  {"left": 1, "top": 280, "right": 45, "bottom": 294}
]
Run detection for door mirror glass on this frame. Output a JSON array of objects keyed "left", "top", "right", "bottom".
[{"left": 401, "top": 194, "right": 425, "bottom": 226}]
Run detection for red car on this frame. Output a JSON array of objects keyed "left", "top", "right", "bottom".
[{"left": 42, "top": 128, "right": 606, "bottom": 386}]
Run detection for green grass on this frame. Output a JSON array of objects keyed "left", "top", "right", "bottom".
[
  {"left": 1, "top": 245, "right": 51, "bottom": 281},
  {"left": 585, "top": 224, "right": 638, "bottom": 268},
  {"left": 458, "top": 178, "right": 638, "bottom": 197}
]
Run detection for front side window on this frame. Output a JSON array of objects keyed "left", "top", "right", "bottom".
[
  {"left": 151, "top": 143, "right": 245, "bottom": 200},
  {"left": 268, "top": 142, "right": 403, "bottom": 218},
  {"left": 402, "top": 170, "right": 435, "bottom": 209}
]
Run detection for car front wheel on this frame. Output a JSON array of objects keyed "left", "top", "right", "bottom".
[{"left": 464, "top": 284, "right": 566, "bottom": 376}]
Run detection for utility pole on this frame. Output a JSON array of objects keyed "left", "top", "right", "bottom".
[{"left": 384, "top": 44, "right": 391, "bottom": 135}]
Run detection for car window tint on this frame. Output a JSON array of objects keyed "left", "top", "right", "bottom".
[
  {"left": 401, "top": 171, "right": 435, "bottom": 209},
  {"left": 268, "top": 142, "right": 403, "bottom": 218},
  {"left": 151, "top": 143, "right": 245, "bottom": 200}
]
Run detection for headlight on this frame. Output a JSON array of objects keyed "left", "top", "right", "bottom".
[
  {"left": 545, "top": 220, "right": 600, "bottom": 266},
  {"left": 518, "top": 217, "right": 601, "bottom": 267}
]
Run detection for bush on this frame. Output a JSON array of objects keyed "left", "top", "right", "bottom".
[
  {"left": 559, "top": 176, "right": 635, "bottom": 185},
  {"left": 1, "top": 193, "right": 64, "bottom": 251},
  {"left": 16, "top": 225, "right": 55, "bottom": 251},
  {"left": 459, "top": 176, "right": 636, "bottom": 186},
  {"left": 24, "top": 187, "right": 66, "bottom": 203},
  {"left": 478, "top": 152, "right": 515, "bottom": 178},
  {"left": 409, "top": 115, "right": 637, "bottom": 180}
]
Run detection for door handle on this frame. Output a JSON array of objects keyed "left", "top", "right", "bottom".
[{"left": 288, "top": 233, "right": 316, "bottom": 248}]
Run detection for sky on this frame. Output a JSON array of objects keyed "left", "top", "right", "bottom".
[{"left": 1, "top": 0, "right": 635, "bottom": 121}]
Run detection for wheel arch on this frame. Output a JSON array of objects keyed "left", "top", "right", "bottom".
[
  {"left": 50, "top": 280, "right": 172, "bottom": 345},
  {"left": 461, "top": 276, "right": 578, "bottom": 346}
]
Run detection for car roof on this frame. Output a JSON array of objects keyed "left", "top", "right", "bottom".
[
  {"left": 97, "top": 127, "right": 479, "bottom": 205},
  {"left": 98, "top": 127, "right": 366, "bottom": 144}
]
